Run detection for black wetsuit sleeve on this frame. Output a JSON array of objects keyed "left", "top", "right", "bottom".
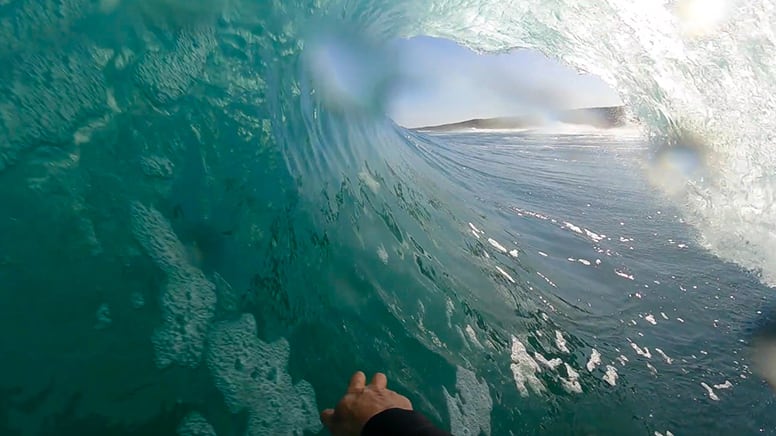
[{"left": 361, "top": 408, "right": 451, "bottom": 436}]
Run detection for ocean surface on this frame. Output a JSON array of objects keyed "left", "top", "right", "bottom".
[{"left": 2, "top": 1, "right": 776, "bottom": 435}]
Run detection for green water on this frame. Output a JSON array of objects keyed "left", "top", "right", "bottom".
[{"left": 1, "top": 1, "right": 776, "bottom": 435}]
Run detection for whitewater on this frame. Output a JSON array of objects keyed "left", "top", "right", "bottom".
[{"left": 1, "top": 0, "right": 775, "bottom": 434}]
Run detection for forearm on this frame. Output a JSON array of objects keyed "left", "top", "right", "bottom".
[{"left": 361, "top": 408, "right": 451, "bottom": 436}]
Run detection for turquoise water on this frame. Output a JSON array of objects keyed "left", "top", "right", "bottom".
[{"left": 2, "top": 1, "right": 776, "bottom": 435}]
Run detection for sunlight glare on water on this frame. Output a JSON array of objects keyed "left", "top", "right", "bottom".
[{"left": 675, "top": 0, "right": 730, "bottom": 36}]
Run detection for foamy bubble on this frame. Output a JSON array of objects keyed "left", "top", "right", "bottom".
[
  {"left": 358, "top": 170, "right": 380, "bottom": 193},
  {"left": 655, "top": 348, "right": 673, "bottom": 364},
  {"left": 555, "top": 330, "right": 570, "bottom": 353},
  {"left": 603, "top": 365, "right": 619, "bottom": 386},
  {"left": 95, "top": 303, "right": 112, "bottom": 330},
  {"left": 465, "top": 324, "right": 483, "bottom": 348},
  {"left": 177, "top": 412, "right": 216, "bottom": 436},
  {"left": 563, "top": 221, "right": 583, "bottom": 234},
  {"left": 700, "top": 382, "right": 720, "bottom": 401},
  {"left": 534, "top": 352, "right": 563, "bottom": 370},
  {"left": 586, "top": 349, "right": 602, "bottom": 371},
  {"left": 206, "top": 314, "right": 321, "bottom": 435},
  {"left": 537, "top": 271, "right": 557, "bottom": 287},
  {"left": 629, "top": 342, "right": 652, "bottom": 359},
  {"left": 510, "top": 336, "right": 544, "bottom": 397},
  {"left": 488, "top": 238, "right": 507, "bottom": 253},
  {"left": 444, "top": 366, "right": 493, "bottom": 436},
  {"left": 377, "top": 245, "right": 389, "bottom": 263},
  {"left": 614, "top": 269, "right": 635, "bottom": 280},
  {"left": 713, "top": 380, "right": 733, "bottom": 390},
  {"left": 131, "top": 202, "right": 216, "bottom": 368},
  {"left": 496, "top": 266, "right": 515, "bottom": 283},
  {"left": 584, "top": 229, "right": 605, "bottom": 242},
  {"left": 130, "top": 292, "right": 146, "bottom": 309},
  {"left": 560, "top": 363, "right": 582, "bottom": 394},
  {"left": 152, "top": 268, "right": 217, "bottom": 368}
]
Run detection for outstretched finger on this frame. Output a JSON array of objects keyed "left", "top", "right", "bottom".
[
  {"left": 320, "top": 409, "right": 335, "bottom": 429},
  {"left": 347, "top": 371, "right": 366, "bottom": 393},
  {"left": 370, "top": 372, "right": 387, "bottom": 389}
]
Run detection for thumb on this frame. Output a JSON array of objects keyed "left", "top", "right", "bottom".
[{"left": 320, "top": 408, "right": 335, "bottom": 429}]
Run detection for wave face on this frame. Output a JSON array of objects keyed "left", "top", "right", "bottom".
[{"left": 0, "top": 0, "right": 775, "bottom": 434}]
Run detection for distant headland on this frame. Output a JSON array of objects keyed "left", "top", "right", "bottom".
[{"left": 415, "top": 106, "right": 627, "bottom": 131}]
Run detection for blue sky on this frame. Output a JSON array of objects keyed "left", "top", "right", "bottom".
[{"left": 387, "top": 36, "right": 622, "bottom": 128}]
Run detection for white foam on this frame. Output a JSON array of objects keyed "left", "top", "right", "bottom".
[
  {"left": 661, "top": 312, "right": 669, "bottom": 320},
  {"left": 655, "top": 348, "right": 673, "bottom": 364},
  {"left": 537, "top": 271, "right": 557, "bottom": 287},
  {"left": 509, "top": 249, "right": 519, "bottom": 257},
  {"left": 177, "top": 412, "right": 216, "bottom": 436},
  {"left": 131, "top": 202, "right": 216, "bottom": 368},
  {"left": 563, "top": 221, "right": 583, "bottom": 234},
  {"left": 646, "top": 362, "right": 658, "bottom": 375},
  {"left": 630, "top": 342, "right": 652, "bottom": 359},
  {"left": 358, "top": 170, "right": 380, "bottom": 193},
  {"left": 130, "top": 202, "right": 188, "bottom": 274},
  {"left": 617, "top": 355, "right": 629, "bottom": 366},
  {"left": 555, "top": 330, "right": 570, "bottom": 353},
  {"left": 534, "top": 352, "right": 563, "bottom": 370},
  {"left": 510, "top": 336, "right": 544, "bottom": 397},
  {"left": 538, "top": 251, "right": 548, "bottom": 257},
  {"left": 560, "top": 363, "right": 582, "bottom": 394},
  {"left": 700, "top": 382, "right": 720, "bottom": 401},
  {"left": 614, "top": 269, "right": 635, "bottom": 280},
  {"left": 444, "top": 366, "right": 493, "bottom": 436},
  {"left": 488, "top": 238, "right": 507, "bottom": 253},
  {"left": 377, "top": 245, "right": 389, "bottom": 263},
  {"left": 584, "top": 229, "right": 605, "bottom": 242},
  {"left": 465, "top": 324, "right": 483, "bottom": 348},
  {"left": 496, "top": 266, "right": 515, "bottom": 283},
  {"left": 603, "top": 365, "right": 618, "bottom": 386},
  {"left": 586, "top": 349, "right": 601, "bottom": 371},
  {"left": 645, "top": 314, "right": 657, "bottom": 325},
  {"left": 713, "top": 380, "right": 733, "bottom": 390},
  {"left": 578, "top": 258, "right": 591, "bottom": 266},
  {"left": 206, "top": 314, "right": 322, "bottom": 434}
]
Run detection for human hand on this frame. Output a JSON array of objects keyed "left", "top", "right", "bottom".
[{"left": 320, "top": 371, "right": 413, "bottom": 436}]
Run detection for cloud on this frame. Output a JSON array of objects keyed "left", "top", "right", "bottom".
[{"left": 387, "top": 36, "right": 622, "bottom": 128}]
